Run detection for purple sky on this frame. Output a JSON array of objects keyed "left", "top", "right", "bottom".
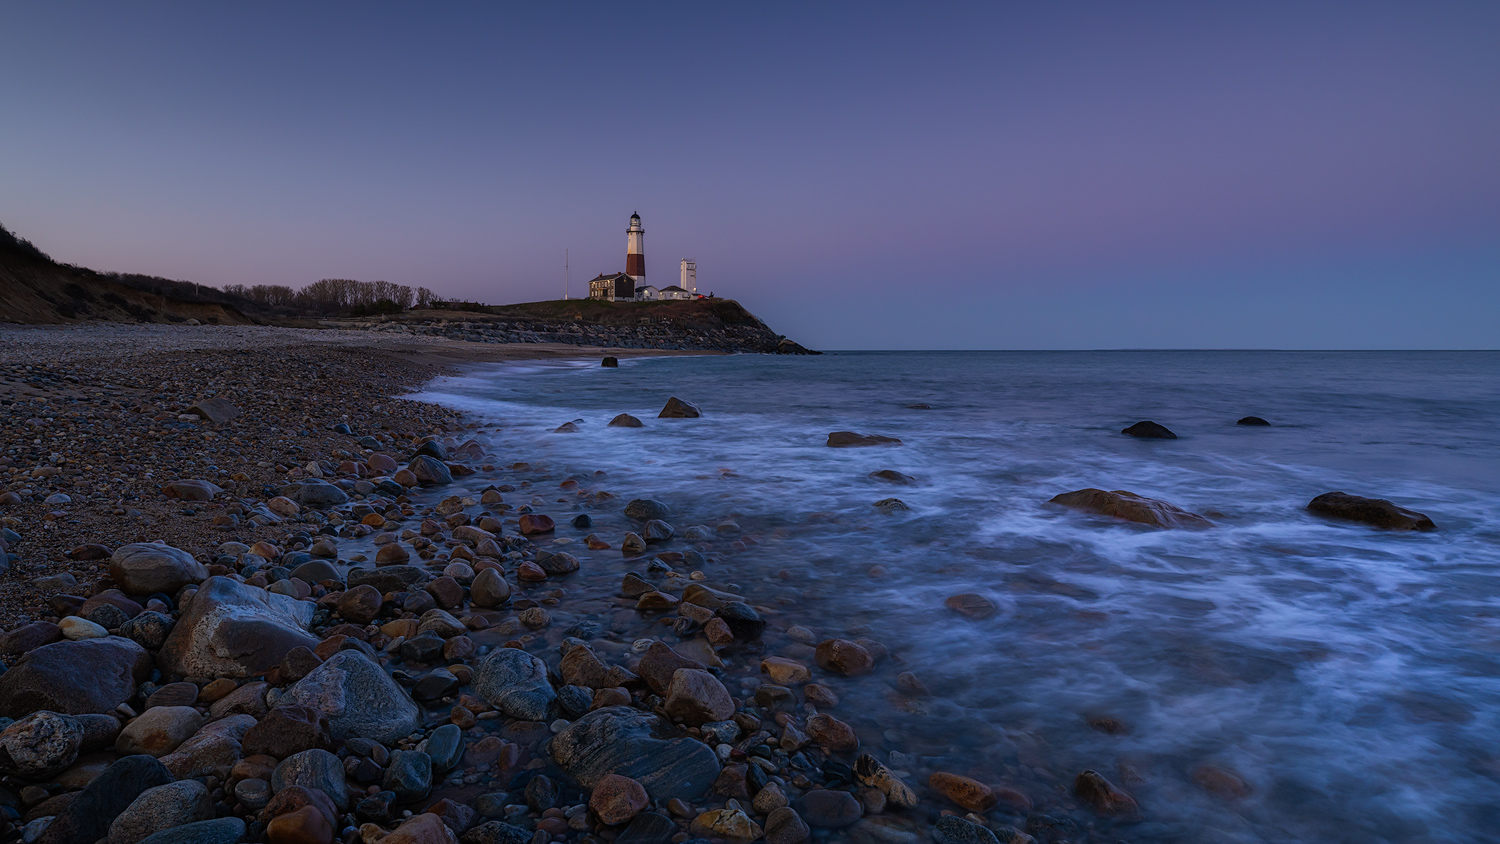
[{"left": 2, "top": 3, "right": 1496, "bottom": 348}]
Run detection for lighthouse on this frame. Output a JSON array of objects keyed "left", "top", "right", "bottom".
[{"left": 626, "top": 213, "right": 645, "bottom": 284}]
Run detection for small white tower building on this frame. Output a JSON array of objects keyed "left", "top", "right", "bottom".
[{"left": 680, "top": 259, "right": 697, "bottom": 295}]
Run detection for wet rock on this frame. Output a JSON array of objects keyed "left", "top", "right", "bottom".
[
  {"left": 376, "top": 544, "right": 411, "bottom": 565},
  {"left": 415, "top": 440, "right": 450, "bottom": 461},
  {"left": 932, "top": 816, "right": 999, "bottom": 844},
  {"left": 1307, "top": 491, "right": 1436, "bottom": 531},
  {"left": 116, "top": 706, "right": 204, "bottom": 757},
  {"left": 107, "top": 780, "right": 212, "bottom": 844},
  {"left": 289, "top": 560, "right": 339, "bottom": 585},
  {"left": 814, "top": 639, "right": 874, "bottom": 676},
  {"left": 853, "top": 754, "right": 917, "bottom": 808},
  {"left": 472, "top": 647, "right": 556, "bottom": 720},
  {"left": 0, "top": 711, "right": 83, "bottom": 778},
  {"left": 408, "top": 456, "right": 453, "bottom": 486},
  {"left": 928, "top": 772, "right": 996, "bottom": 811},
  {"left": 272, "top": 749, "right": 350, "bottom": 809},
  {"left": 136, "top": 819, "right": 246, "bottom": 844},
  {"left": 827, "top": 432, "right": 901, "bottom": 447},
  {"left": 761, "top": 657, "right": 810, "bottom": 685},
  {"left": 0, "top": 636, "right": 152, "bottom": 717},
  {"left": 1236, "top": 416, "right": 1271, "bottom": 426},
  {"left": 804, "top": 684, "right": 839, "bottom": 708},
  {"left": 624, "top": 499, "right": 671, "bottom": 521},
  {"left": 535, "top": 550, "right": 579, "bottom": 575},
  {"left": 383, "top": 750, "right": 432, "bottom": 803},
  {"left": 658, "top": 397, "right": 702, "bottom": 418},
  {"left": 519, "top": 514, "right": 555, "bottom": 535},
  {"left": 609, "top": 413, "right": 644, "bottom": 428},
  {"left": 243, "top": 704, "right": 332, "bottom": 759},
  {"left": 1074, "top": 769, "right": 1139, "bottom": 818},
  {"left": 35, "top": 755, "right": 174, "bottom": 844},
  {"left": 873, "top": 498, "right": 910, "bottom": 514},
  {"left": 1191, "top": 765, "right": 1253, "bottom": 800},
  {"left": 636, "top": 641, "right": 706, "bottom": 696},
  {"left": 277, "top": 650, "right": 421, "bottom": 744},
  {"left": 802, "top": 789, "right": 862, "bottom": 829},
  {"left": 160, "top": 576, "right": 318, "bottom": 678},
  {"left": 944, "top": 593, "right": 998, "bottom": 619},
  {"left": 425, "top": 724, "right": 464, "bottom": 773},
  {"left": 1121, "top": 420, "right": 1176, "bottom": 439},
  {"left": 590, "top": 773, "right": 649, "bottom": 825},
  {"left": 664, "top": 669, "right": 734, "bottom": 725},
  {"left": 524, "top": 773, "right": 557, "bottom": 811},
  {"left": 714, "top": 602, "right": 765, "bottom": 640},
  {"left": 690, "top": 808, "right": 761, "bottom": 841},
  {"left": 549, "top": 705, "right": 720, "bottom": 800},
  {"left": 869, "top": 470, "right": 915, "bottom": 485},
  {"left": 602, "top": 357, "right": 619, "bottom": 368},
  {"left": 1049, "top": 488, "right": 1212, "bottom": 529},
  {"left": 109, "top": 543, "right": 207, "bottom": 595},
  {"left": 806, "top": 714, "right": 859, "bottom": 753},
  {"left": 470, "top": 569, "right": 511, "bottom": 607},
  {"left": 765, "top": 807, "right": 811, "bottom": 844}
]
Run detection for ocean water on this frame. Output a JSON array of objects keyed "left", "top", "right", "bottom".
[{"left": 414, "top": 351, "right": 1500, "bottom": 844}]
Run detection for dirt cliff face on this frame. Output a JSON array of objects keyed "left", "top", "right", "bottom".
[{"left": 0, "top": 250, "right": 253, "bottom": 326}]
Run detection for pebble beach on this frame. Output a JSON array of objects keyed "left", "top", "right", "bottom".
[{"left": 0, "top": 325, "right": 1036, "bottom": 844}]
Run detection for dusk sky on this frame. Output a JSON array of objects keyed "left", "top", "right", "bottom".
[{"left": 2, "top": 3, "right": 1496, "bottom": 349}]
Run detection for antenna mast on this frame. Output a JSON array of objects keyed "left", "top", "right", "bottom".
[{"left": 564, "top": 249, "right": 570, "bottom": 300}]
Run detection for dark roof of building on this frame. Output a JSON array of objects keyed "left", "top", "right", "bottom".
[
  {"left": 659, "top": 285, "right": 688, "bottom": 292},
  {"left": 589, "top": 272, "right": 633, "bottom": 282}
]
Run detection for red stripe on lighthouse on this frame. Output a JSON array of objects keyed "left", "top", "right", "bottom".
[{"left": 626, "top": 253, "right": 645, "bottom": 277}]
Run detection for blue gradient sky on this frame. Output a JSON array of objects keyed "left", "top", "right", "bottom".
[{"left": 2, "top": 3, "right": 1496, "bottom": 349}]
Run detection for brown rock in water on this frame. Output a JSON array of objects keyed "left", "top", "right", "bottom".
[
  {"left": 761, "top": 657, "right": 811, "bottom": 685},
  {"left": 375, "top": 543, "right": 411, "bottom": 565},
  {"left": 609, "top": 414, "right": 644, "bottom": 428},
  {"left": 928, "top": 771, "right": 996, "bottom": 811},
  {"left": 869, "top": 470, "right": 915, "bottom": 485},
  {"left": 1049, "top": 488, "right": 1212, "bottom": 529},
  {"left": 1307, "top": 491, "right": 1436, "bottom": 531},
  {"left": 589, "top": 773, "right": 649, "bottom": 825},
  {"left": 690, "top": 808, "right": 761, "bottom": 842},
  {"left": 944, "top": 593, "right": 998, "bottom": 619},
  {"left": 1121, "top": 420, "right": 1176, "bottom": 439},
  {"left": 658, "top": 397, "right": 702, "bottom": 418},
  {"left": 827, "top": 432, "right": 901, "bottom": 447},
  {"left": 853, "top": 754, "right": 917, "bottom": 808},
  {"left": 814, "top": 639, "right": 874, "bottom": 676},
  {"left": 1192, "top": 765, "right": 1252, "bottom": 800},
  {"left": 803, "top": 684, "right": 839, "bottom": 708},
  {"left": 806, "top": 714, "right": 859, "bottom": 753},
  {"left": 1074, "top": 769, "right": 1140, "bottom": 817},
  {"left": 621, "top": 533, "right": 647, "bottom": 556},
  {"left": 872, "top": 498, "right": 910, "bottom": 514},
  {"left": 636, "top": 642, "right": 707, "bottom": 696},
  {"left": 664, "top": 669, "right": 734, "bottom": 725},
  {"left": 519, "top": 514, "right": 555, "bottom": 535}
]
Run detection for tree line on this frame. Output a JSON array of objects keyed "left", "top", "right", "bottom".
[{"left": 220, "top": 279, "right": 438, "bottom": 315}]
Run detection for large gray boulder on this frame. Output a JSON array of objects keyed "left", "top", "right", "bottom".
[
  {"left": 136, "top": 819, "right": 246, "bottom": 844},
  {"left": 158, "top": 576, "right": 318, "bottom": 678},
  {"left": 0, "top": 637, "right": 152, "bottom": 718},
  {"left": 472, "top": 648, "right": 556, "bottom": 721},
  {"left": 278, "top": 480, "right": 349, "bottom": 509},
  {"left": 109, "top": 543, "right": 207, "bottom": 596},
  {"left": 277, "top": 650, "right": 420, "bottom": 744},
  {"left": 550, "top": 706, "right": 720, "bottom": 801}
]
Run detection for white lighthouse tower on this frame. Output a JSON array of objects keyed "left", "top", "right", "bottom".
[{"left": 625, "top": 213, "right": 645, "bottom": 285}]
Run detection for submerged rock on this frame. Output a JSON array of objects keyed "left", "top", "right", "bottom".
[
  {"left": 1236, "top": 416, "right": 1271, "bottom": 426},
  {"left": 609, "top": 414, "right": 644, "bottom": 428},
  {"left": 1074, "top": 769, "right": 1140, "bottom": 818},
  {"left": 1049, "top": 488, "right": 1212, "bottom": 529},
  {"left": 658, "top": 397, "right": 702, "bottom": 418},
  {"left": 1307, "top": 491, "right": 1436, "bottom": 531}
]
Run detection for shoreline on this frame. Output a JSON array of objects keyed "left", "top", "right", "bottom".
[{"left": 0, "top": 323, "right": 1036, "bottom": 844}]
